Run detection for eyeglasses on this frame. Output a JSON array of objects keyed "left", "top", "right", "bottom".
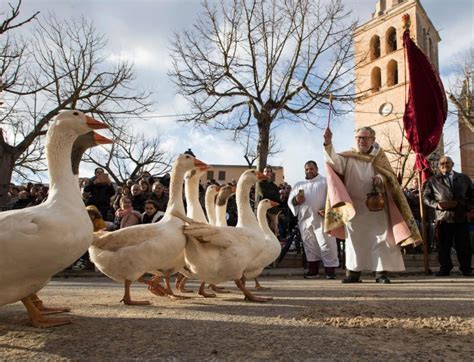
[
  {"left": 439, "top": 162, "right": 452, "bottom": 165},
  {"left": 355, "top": 136, "right": 373, "bottom": 141}
]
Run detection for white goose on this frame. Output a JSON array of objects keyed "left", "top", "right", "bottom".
[
  {"left": 175, "top": 167, "right": 220, "bottom": 297},
  {"left": 173, "top": 169, "right": 271, "bottom": 302},
  {"left": 243, "top": 199, "right": 280, "bottom": 289},
  {"left": 173, "top": 167, "right": 207, "bottom": 294},
  {"left": 0, "top": 110, "right": 108, "bottom": 327},
  {"left": 204, "top": 184, "right": 219, "bottom": 225},
  {"left": 89, "top": 154, "right": 206, "bottom": 305},
  {"left": 215, "top": 184, "right": 236, "bottom": 227}
]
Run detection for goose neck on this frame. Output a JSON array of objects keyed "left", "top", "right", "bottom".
[
  {"left": 215, "top": 200, "right": 229, "bottom": 227},
  {"left": 167, "top": 167, "right": 186, "bottom": 215},
  {"left": 236, "top": 181, "right": 258, "bottom": 228},
  {"left": 258, "top": 207, "right": 272, "bottom": 235},
  {"left": 45, "top": 127, "right": 81, "bottom": 202},
  {"left": 185, "top": 174, "right": 206, "bottom": 222}
]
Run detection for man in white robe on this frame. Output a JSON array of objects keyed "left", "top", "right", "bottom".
[
  {"left": 323, "top": 126, "right": 405, "bottom": 284},
  {"left": 288, "top": 161, "right": 339, "bottom": 279}
]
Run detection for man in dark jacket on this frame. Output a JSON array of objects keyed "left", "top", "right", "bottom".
[
  {"left": 84, "top": 168, "right": 115, "bottom": 221},
  {"left": 150, "top": 182, "right": 169, "bottom": 213},
  {"left": 423, "top": 156, "right": 473, "bottom": 276},
  {"left": 12, "top": 190, "right": 31, "bottom": 209},
  {"left": 256, "top": 166, "right": 281, "bottom": 235},
  {"left": 130, "top": 183, "right": 147, "bottom": 213}
]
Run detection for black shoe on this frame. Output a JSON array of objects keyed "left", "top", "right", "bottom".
[
  {"left": 341, "top": 276, "right": 361, "bottom": 283},
  {"left": 375, "top": 275, "right": 391, "bottom": 284},
  {"left": 461, "top": 270, "right": 473, "bottom": 276},
  {"left": 326, "top": 274, "right": 337, "bottom": 280},
  {"left": 304, "top": 272, "right": 320, "bottom": 279},
  {"left": 435, "top": 271, "right": 450, "bottom": 277}
]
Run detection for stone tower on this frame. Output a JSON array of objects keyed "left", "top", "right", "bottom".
[
  {"left": 353, "top": 0, "right": 441, "bottom": 177},
  {"left": 458, "top": 77, "right": 474, "bottom": 179}
]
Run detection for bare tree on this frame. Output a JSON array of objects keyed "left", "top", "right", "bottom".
[
  {"left": 169, "top": 0, "right": 358, "bottom": 171},
  {"left": 0, "top": 13, "right": 151, "bottom": 208},
  {"left": 379, "top": 121, "right": 454, "bottom": 188},
  {"left": 84, "top": 127, "right": 173, "bottom": 185},
  {"left": 240, "top": 127, "right": 281, "bottom": 168},
  {"left": 0, "top": 0, "right": 39, "bottom": 35},
  {"left": 378, "top": 121, "right": 415, "bottom": 187},
  {"left": 446, "top": 46, "right": 473, "bottom": 132}
]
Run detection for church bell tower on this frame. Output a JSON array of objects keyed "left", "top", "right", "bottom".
[{"left": 353, "top": 0, "right": 441, "bottom": 175}]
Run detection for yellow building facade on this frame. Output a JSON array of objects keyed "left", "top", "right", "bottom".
[{"left": 201, "top": 164, "right": 285, "bottom": 186}]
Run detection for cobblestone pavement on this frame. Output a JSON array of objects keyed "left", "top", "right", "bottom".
[{"left": 0, "top": 275, "right": 473, "bottom": 360}]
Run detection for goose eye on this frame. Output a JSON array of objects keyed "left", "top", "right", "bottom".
[{"left": 73, "top": 111, "right": 79, "bottom": 116}]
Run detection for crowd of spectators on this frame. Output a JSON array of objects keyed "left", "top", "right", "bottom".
[
  {"left": 4, "top": 168, "right": 175, "bottom": 270},
  {"left": 4, "top": 182, "right": 49, "bottom": 210},
  {"left": 4, "top": 166, "right": 300, "bottom": 270}
]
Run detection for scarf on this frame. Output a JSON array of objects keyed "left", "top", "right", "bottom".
[{"left": 115, "top": 208, "right": 133, "bottom": 219}]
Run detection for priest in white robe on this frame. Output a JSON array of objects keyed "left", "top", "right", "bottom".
[{"left": 323, "top": 126, "right": 416, "bottom": 284}]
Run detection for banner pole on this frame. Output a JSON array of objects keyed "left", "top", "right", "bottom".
[{"left": 417, "top": 170, "right": 431, "bottom": 274}]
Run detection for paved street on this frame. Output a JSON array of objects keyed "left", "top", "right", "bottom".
[{"left": 1, "top": 275, "right": 473, "bottom": 360}]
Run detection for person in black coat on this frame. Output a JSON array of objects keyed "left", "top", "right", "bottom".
[
  {"left": 423, "top": 156, "right": 473, "bottom": 276},
  {"left": 256, "top": 166, "right": 281, "bottom": 235},
  {"left": 84, "top": 168, "right": 115, "bottom": 221},
  {"left": 12, "top": 191, "right": 31, "bottom": 209},
  {"left": 130, "top": 183, "right": 147, "bottom": 213}
]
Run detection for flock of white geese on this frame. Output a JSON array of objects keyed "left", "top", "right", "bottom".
[{"left": 0, "top": 110, "right": 282, "bottom": 328}]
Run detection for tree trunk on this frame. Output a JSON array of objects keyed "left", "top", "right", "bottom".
[
  {"left": 254, "top": 114, "right": 272, "bottom": 211},
  {"left": 256, "top": 114, "right": 271, "bottom": 172},
  {"left": 0, "top": 144, "right": 16, "bottom": 211}
]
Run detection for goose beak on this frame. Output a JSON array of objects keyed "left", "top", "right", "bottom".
[
  {"left": 86, "top": 115, "right": 108, "bottom": 130},
  {"left": 93, "top": 132, "right": 113, "bottom": 145},
  {"left": 270, "top": 200, "right": 279, "bottom": 207},
  {"left": 198, "top": 164, "right": 209, "bottom": 171},
  {"left": 194, "top": 158, "right": 208, "bottom": 168},
  {"left": 256, "top": 171, "right": 268, "bottom": 181}
]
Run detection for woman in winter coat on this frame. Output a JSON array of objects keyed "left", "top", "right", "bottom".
[
  {"left": 141, "top": 199, "right": 165, "bottom": 224},
  {"left": 112, "top": 196, "right": 141, "bottom": 230}
]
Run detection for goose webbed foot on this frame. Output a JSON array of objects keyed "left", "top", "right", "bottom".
[
  {"left": 235, "top": 279, "right": 273, "bottom": 303},
  {"left": 22, "top": 296, "right": 72, "bottom": 328},
  {"left": 121, "top": 280, "right": 151, "bottom": 306},
  {"left": 244, "top": 295, "right": 273, "bottom": 302},
  {"left": 139, "top": 276, "right": 166, "bottom": 297},
  {"left": 254, "top": 279, "right": 271, "bottom": 291},
  {"left": 31, "top": 294, "right": 71, "bottom": 315},
  {"left": 176, "top": 276, "right": 193, "bottom": 293},
  {"left": 120, "top": 297, "right": 151, "bottom": 306},
  {"left": 166, "top": 289, "right": 192, "bottom": 300},
  {"left": 198, "top": 282, "right": 216, "bottom": 298},
  {"left": 208, "top": 284, "right": 231, "bottom": 293}
]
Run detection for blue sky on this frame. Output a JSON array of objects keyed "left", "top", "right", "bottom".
[{"left": 12, "top": 0, "right": 474, "bottom": 185}]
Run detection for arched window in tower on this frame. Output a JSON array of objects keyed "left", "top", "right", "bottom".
[
  {"left": 371, "top": 66, "right": 382, "bottom": 92},
  {"left": 386, "top": 27, "right": 397, "bottom": 53},
  {"left": 387, "top": 60, "right": 398, "bottom": 86},
  {"left": 370, "top": 35, "right": 381, "bottom": 61}
]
